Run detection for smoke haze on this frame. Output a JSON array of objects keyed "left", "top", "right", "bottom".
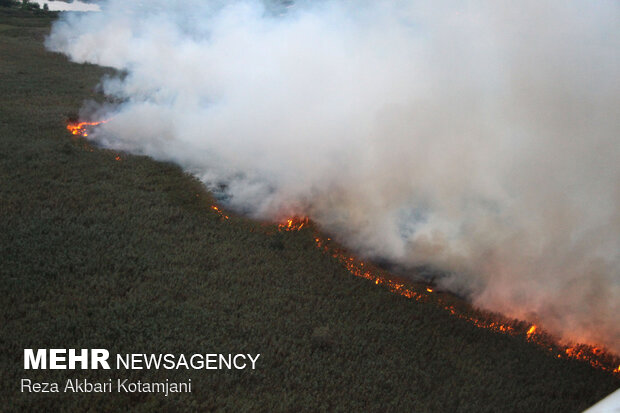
[{"left": 46, "top": 0, "right": 620, "bottom": 353}]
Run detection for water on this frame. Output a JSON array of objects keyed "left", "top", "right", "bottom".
[{"left": 33, "top": 0, "right": 100, "bottom": 12}]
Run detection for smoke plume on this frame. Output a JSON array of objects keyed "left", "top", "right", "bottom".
[{"left": 46, "top": 0, "right": 620, "bottom": 353}]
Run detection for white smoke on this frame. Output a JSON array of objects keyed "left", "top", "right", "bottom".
[{"left": 46, "top": 0, "right": 620, "bottom": 353}]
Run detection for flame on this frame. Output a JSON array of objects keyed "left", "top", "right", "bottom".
[
  {"left": 278, "top": 217, "right": 309, "bottom": 231},
  {"left": 66, "top": 119, "right": 123, "bottom": 160},
  {"left": 66, "top": 119, "right": 108, "bottom": 137},
  {"left": 211, "top": 205, "right": 229, "bottom": 220},
  {"left": 277, "top": 215, "right": 620, "bottom": 376},
  {"left": 527, "top": 325, "right": 537, "bottom": 338}
]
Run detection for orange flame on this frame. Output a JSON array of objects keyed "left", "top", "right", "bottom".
[
  {"left": 278, "top": 217, "right": 309, "bottom": 231},
  {"left": 66, "top": 120, "right": 108, "bottom": 137},
  {"left": 211, "top": 205, "right": 229, "bottom": 220},
  {"left": 527, "top": 325, "right": 537, "bottom": 338}
]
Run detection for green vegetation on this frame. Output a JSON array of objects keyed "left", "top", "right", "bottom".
[
  {"left": 0, "top": 8, "right": 618, "bottom": 412},
  {"left": 1, "top": 1, "right": 55, "bottom": 15}
]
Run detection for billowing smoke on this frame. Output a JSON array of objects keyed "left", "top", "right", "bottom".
[{"left": 46, "top": 0, "right": 620, "bottom": 353}]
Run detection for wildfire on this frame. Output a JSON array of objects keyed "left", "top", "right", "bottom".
[
  {"left": 277, "top": 215, "right": 620, "bottom": 376},
  {"left": 211, "top": 205, "right": 229, "bottom": 220},
  {"left": 527, "top": 325, "right": 537, "bottom": 338},
  {"left": 74, "top": 120, "right": 617, "bottom": 373},
  {"left": 278, "top": 216, "right": 309, "bottom": 231},
  {"left": 66, "top": 119, "right": 108, "bottom": 137}
]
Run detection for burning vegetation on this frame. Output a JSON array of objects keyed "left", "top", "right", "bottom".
[
  {"left": 66, "top": 120, "right": 107, "bottom": 137},
  {"left": 210, "top": 205, "right": 229, "bottom": 220},
  {"left": 277, "top": 215, "right": 620, "bottom": 377},
  {"left": 66, "top": 119, "right": 123, "bottom": 161},
  {"left": 68, "top": 115, "right": 619, "bottom": 378}
]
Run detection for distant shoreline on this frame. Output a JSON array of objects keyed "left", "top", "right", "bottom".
[{"left": 32, "top": 0, "right": 100, "bottom": 12}]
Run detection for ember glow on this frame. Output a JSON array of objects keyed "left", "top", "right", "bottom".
[
  {"left": 278, "top": 216, "right": 620, "bottom": 376},
  {"left": 211, "top": 205, "right": 229, "bottom": 220},
  {"left": 66, "top": 120, "right": 108, "bottom": 137}
]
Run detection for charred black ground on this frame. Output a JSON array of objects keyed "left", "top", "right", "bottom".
[{"left": 0, "top": 6, "right": 618, "bottom": 412}]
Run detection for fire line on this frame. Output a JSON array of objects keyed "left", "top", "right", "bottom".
[
  {"left": 66, "top": 120, "right": 617, "bottom": 378},
  {"left": 276, "top": 216, "right": 620, "bottom": 376},
  {"left": 65, "top": 119, "right": 618, "bottom": 375}
]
